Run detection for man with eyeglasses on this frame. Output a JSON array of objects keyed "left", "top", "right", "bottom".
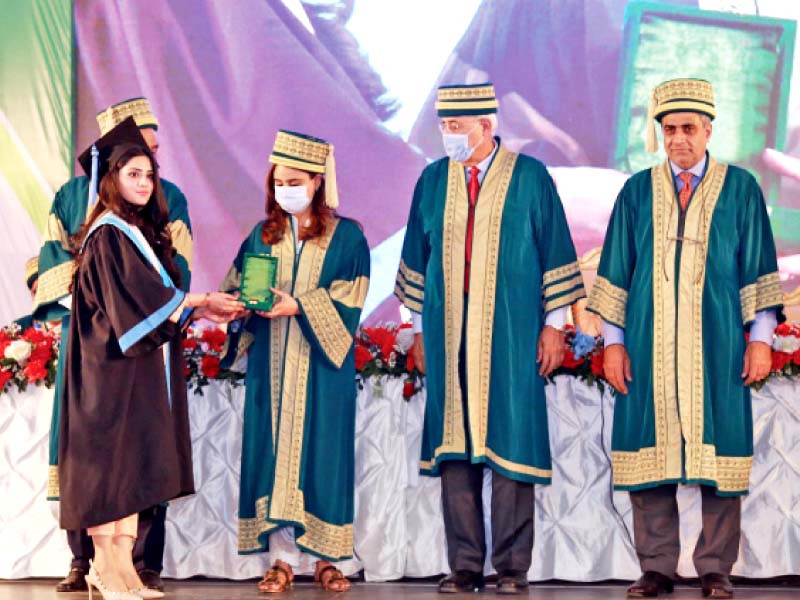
[
  {"left": 588, "top": 79, "right": 783, "bottom": 599},
  {"left": 396, "top": 83, "right": 585, "bottom": 594}
]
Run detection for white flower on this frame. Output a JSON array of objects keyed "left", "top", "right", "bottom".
[
  {"left": 774, "top": 335, "right": 800, "bottom": 354},
  {"left": 4, "top": 340, "right": 32, "bottom": 365},
  {"left": 395, "top": 327, "right": 415, "bottom": 353},
  {"left": 388, "top": 352, "right": 397, "bottom": 369}
]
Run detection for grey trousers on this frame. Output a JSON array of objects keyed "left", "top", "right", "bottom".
[
  {"left": 630, "top": 484, "right": 741, "bottom": 578},
  {"left": 441, "top": 292, "right": 535, "bottom": 574},
  {"left": 441, "top": 460, "right": 534, "bottom": 573}
]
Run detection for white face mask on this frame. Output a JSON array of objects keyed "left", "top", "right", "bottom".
[
  {"left": 442, "top": 124, "right": 480, "bottom": 163},
  {"left": 275, "top": 185, "right": 312, "bottom": 214}
]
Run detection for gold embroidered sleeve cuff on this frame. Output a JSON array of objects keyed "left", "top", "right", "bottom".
[
  {"left": 740, "top": 272, "right": 783, "bottom": 325},
  {"left": 219, "top": 265, "right": 242, "bottom": 293},
  {"left": 587, "top": 275, "right": 628, "bottom": 328},
  {"left": 395, "top": 260, "right": 425, "bottom": 313},
  {"left": 297, "top": 287, "right": 352, "bottom": 368},
  {"left": 169, "top": 219, "right": 194, "bottom": 270},
  {"left": 542, "top": 267, "right": 586, "bottom": 313},
  {"left": 34, "top": 261, "right": 75, "bottom": 309}
]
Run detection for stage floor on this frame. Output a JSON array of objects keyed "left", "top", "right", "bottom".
[{"left": 1, "top": 580, "right": 798, "bottom": 599}]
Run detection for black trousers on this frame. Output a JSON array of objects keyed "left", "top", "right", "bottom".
[
  {"left": 630, "top": 484, "right": 741, "bottom": 578},
  {"left": 440, "top": 295, "right": 535, "bottom": 574},
  {"left": 68, "top": 505, "right": 167, "bottom": 572}
]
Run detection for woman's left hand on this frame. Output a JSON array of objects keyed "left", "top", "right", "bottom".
[{"left": 258, "top": 288, "right": 299, "bottom": 318}]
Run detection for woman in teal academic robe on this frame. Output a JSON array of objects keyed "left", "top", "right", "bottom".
[{"left": 222, "top": 131, "right": 369, "bottom": 593}]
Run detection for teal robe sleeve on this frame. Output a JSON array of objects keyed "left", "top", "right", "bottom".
[
  {"left": 737, "top": 178, "right": 784, "bottom": 327},
  {"left": 296, "top": 222, "right": 371, "bottom": 369},
  {"left": 534, "top": 167, "right": 586, "bottom": 312},
  {"left": 587, "top": 182, "right": 636, "bottom": 328},
  {"left": 394, "top": 174, "right": 428, "bottom": 313},
  {"left": 163, "top": 180, "right": 193, "bottom": 292},
  {"left": 34, "top": 182, "right": 79, "bottom": 322},
  {"left": 218, "top": 225, "right": 260, "bottom": 369}
]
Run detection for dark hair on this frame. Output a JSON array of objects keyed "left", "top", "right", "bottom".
[
  {"left": 71, "top": 144, "right": 181, "bottom": 287},
  {"left": 261, "top": 163, "right": 336, "bottom": 245}
]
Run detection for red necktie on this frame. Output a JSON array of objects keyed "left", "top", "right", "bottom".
[
  {"left": 464, "top": 166, "right": 480, "bottom": 292},
  {"left": 678, "top": 171, "right": 693, "bottom": 211}
]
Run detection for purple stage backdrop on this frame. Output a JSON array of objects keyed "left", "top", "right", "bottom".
[{"left": 70, "top": 0, "right": 800, "bottom": 321}]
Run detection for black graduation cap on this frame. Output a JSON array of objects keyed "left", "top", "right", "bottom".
[{"left": 77, "top": 116, "right": 150, "bottom": 207}]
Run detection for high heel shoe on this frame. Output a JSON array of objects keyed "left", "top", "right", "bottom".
[
  {"left": 128, "top": 586, "right": 165, "bottom": 599},
  {"left": 86, "top": 561, "right": 140, "bottom": 600}
]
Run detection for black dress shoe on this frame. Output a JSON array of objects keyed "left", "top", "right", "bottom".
[
  {"left": 138, "top": 568, "right": 165, "bottom": 592},
  {"left": 700, "top": 573, "right": 733, "bottom": 599},
  {"left": 438, "top": 570, "right": 485, "bottom": 593},
  {"left": 55, "top": 567, "right": 88, "bottom": 592},
  {"left": 627, "top": 571, "right": 674, "bottom": 597},
  {"left": 496, "top": 570, "right": 529, "bottom": 595}
]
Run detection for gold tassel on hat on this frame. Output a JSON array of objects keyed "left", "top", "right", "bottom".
[
  {"left": 324, "top": 145, "right": 339, "bottom": 209},
  {"left": 645, "top": 89, "right": 659, "bottom": 154}
]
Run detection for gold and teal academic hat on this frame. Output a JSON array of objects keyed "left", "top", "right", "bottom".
[
  {"left": 435, "top": 83, "right": 499, "bottom": 117},
  {"left": 646, "top": 78, "right": 716, "bottom": 153},
  {"left": 77, "top": 116, "right": 151, "bottom": 207},
  {"left": 25, "top": 256, "right": 39, "bottom": 289},
  {"left": 96, "top": 97, "right": 159, "bottom": 136},
  {"left": 269, "top": 129, "right": 339, "bottom": 208}
]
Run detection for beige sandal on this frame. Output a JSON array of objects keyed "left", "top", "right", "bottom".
[{"left": 257, "top": 563, "right": 293, "bottom": 593}]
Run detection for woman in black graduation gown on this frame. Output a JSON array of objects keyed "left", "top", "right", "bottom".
[{"left": 58, "top": 122, "right": 242, "bottom": 599}]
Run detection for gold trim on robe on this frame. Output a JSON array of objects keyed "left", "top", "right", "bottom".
[
  {"left": 297, "top": 287, "right": 351, "bottom": 368},
  {"left": 168, "top": 220, "right": 194, "bottom": 270},
  {"left": 34, "top": 261, "right": 74, "bottom": 309},
  {"left": 587, "top": 276, "right": 628, "bottom": 328}
]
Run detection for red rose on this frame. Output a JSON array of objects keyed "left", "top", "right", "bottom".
[
  {"left": 355, "top": 345, "right": 372, "bottom": 371},
  {"left": 184, "top": 363, "right": 191, "bottom": 377},
  {"left": 403, "top": 380, "right": 416, "bottom": 398},
  {"left": 561, "top": 348, "right": 584, "bottom": 369},
  {"left": 183, "top": 337, "right": 199, "bottom": 351},
  {"left": 793, "top": 350, "right": 800, "bottom": 367},
  {"left": 0, "top": 369, "right": 12, "bottom": 389},
  {"left": 775, "top": 322, "right": 791, "bottom": 337},
  {"left": 201, "top": 328, "right": 227, "bottom": 352},
  {"left": 29, "top": 344, "right": 53, "bottom": 363},
  {"left": 201, "top": 355, "right": 221, "bottom": 378},
  {"left": 590, "top": 350, "right": 605, "bottom": 378},
  {"left": 23, "top": 359, "right": 48, "bottom": 382},
  {"left": 364, "top": 327, "right": 397, "bottom": 360},
  {"left": 772, "top": 351, "right": 791, "bottom": 373},
  {"left": 22, "top": 328, "right": 47, "bottom": 344}
]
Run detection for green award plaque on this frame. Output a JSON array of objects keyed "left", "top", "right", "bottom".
[{"left": 240, "top": 253, "right": 279, "bottom": 311}]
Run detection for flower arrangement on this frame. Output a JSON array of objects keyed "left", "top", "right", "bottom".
[
  {"left": 354, "top": 323, "right": 424, "bottom": 400},
  {"left": 183, "top": 326, "right": 245, "bottom": 394},
  {"left": 768, "top": 322, "right": 800, "bottom": 379},
  {"left": 0, "top": 324, "right": 59, "bottom": 393},
  {"left": 549, "top": 324, "right": 608, "bottom": 393}
]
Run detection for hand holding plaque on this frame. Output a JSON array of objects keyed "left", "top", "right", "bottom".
[{"left": 239, "top": 253, "right": 279, "bottom": 311}]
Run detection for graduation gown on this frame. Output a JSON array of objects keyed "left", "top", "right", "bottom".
[
  {"left": 587, "top": 156, "right": 784, "bottom": 496},
  {"left": 58, "top": 213, "right": 194, "bottom": 529},
  {"left": 35, "top": 174, "right": 192, "bottom": 499},
  {"left": 395, "top": 141, "right": 585, "bottom": 484},
  {"left": 222, "top": 217, "right": 370, "bottom": 560}
]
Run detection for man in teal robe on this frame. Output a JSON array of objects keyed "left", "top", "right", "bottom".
[
  {"left": 396, "top": 83, "right": 585, "bottom": 594},
  {"left": 35, "top": 98, "right": 192, "bottom": 594},
  {"left": 588, "top": 79, "right": 783, "bottom": 599}
]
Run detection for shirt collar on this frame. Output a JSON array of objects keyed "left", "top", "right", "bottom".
[
  {"left": 470, "top": 138, "right": 498, "bottom": 174},
  {"left": 670, "top": 153, "right": 706, "bottom": 179}
]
